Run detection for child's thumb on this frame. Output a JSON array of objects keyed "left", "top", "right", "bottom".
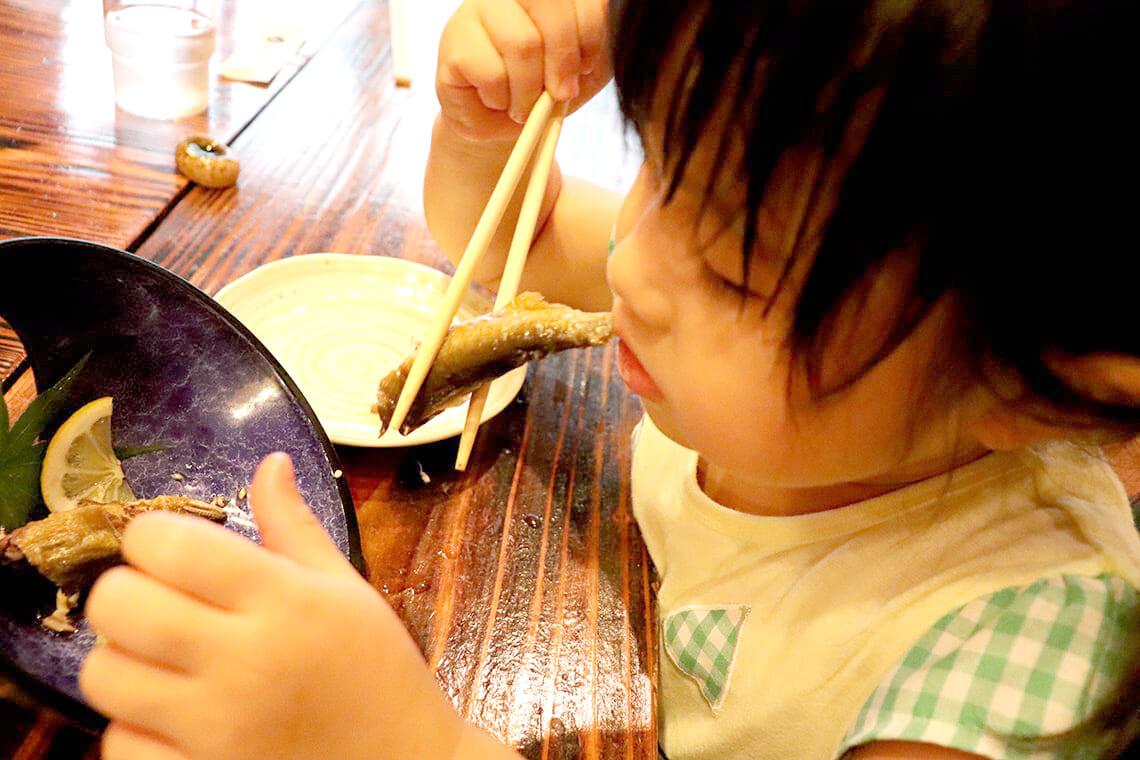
[{"left": 249, "top": 452, "right": 355, "bottom": 576}]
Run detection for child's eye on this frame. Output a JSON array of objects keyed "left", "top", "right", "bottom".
[
  {"left": 701, "top": 258, "right": 756, "bottom": 300},
  {"left": 688, "top": 210, "right": 766, "bottom": 301}
]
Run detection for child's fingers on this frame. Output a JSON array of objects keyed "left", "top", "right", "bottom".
[
  {"left": 100, "top": 722, "right": 189, "bottom": 760},
  {"left": 437, "top": 83, "right": 523, "bottom": 142},
  {"left": 437, "top": 13, "right": 528, "bottom": 140},
  {"left": 79, "top": 644, "right": 193, "bottom": 741},
  {"left": 119, "top": 512, "right": 277, "bottom": 611},
  {"left": 438, "top": 7, "right": 510, "bottom": 112},
  {"left": 518, "top": 0, "right": 582, "bottom": 100},
  {"left": 436, "top": 0, "right": 599, "bottom": 139},
  {"left": 477, "top": 0, "right": 545, "bottom": 122},
  {"left": 575, "top": 0, "right": 609, "bottom": 78},
  {"left": 85, "top": 566, "right": 226, "bottom": 673},
  {"left": 248, "top": 452, "right": 355, "bottom": 577},
  {"left": 117, "top": 456, "right": 352, "bottom": 611}
]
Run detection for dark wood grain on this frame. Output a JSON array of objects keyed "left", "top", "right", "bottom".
[
  {"left": 1, "top": 1, "right": 657, "bottom": 757},
  {"left": 0, "top": 0, "right": 356, "bottom": 249},
  {"left": 0, "top": 324, "right": 22, "bottom": 388},
  {"left": 0, "top": 0, "right": 357, "bottom": 386}
]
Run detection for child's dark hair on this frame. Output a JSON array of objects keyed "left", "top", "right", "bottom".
[
  {"left": 608, "top": 0, "right": 1140, "bottom": 434},
  {"left": 608, "top": 1, "right": 1140, "bottom": 754}
]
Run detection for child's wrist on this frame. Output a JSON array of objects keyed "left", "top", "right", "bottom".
[{"left": 433, "top": 113, "right": 517, "bottom": 161}]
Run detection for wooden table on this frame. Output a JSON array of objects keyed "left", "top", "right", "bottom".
[{"left": 0, "top": 1, "right": 656, "bottom": 758}]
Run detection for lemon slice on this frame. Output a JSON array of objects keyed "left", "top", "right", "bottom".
[{"left": 40, "top": 396, "right": 135, "bottom": 512}]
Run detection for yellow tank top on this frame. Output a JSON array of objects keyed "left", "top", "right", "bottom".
[{"left": 630, "top": 416, "right": 1140, "bottom": 759}]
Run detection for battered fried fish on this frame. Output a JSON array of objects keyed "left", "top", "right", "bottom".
[{"left": 375, "top": 292, "right": 613, "bottom": 435}]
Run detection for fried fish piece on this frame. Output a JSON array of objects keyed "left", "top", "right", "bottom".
[
  {"left": 375, "top": 292, "right": 613, "bottom": 435},
  {"left": 1, "top": 495, "right": 226, "bottom": 592}
]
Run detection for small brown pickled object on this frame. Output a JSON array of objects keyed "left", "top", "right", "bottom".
[{"left": 175, "top": 135, "right": 240, "bottom": 188}]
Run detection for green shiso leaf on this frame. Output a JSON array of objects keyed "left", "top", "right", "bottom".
[
  {"left": 0, "top": 449, "right": 43, "bottom": 531},
  {"left": 8, "top": 354, "right": 90, "bottom": 452},
  {"left": 0, "top": 355, "right": 90, "bottom": 530}
]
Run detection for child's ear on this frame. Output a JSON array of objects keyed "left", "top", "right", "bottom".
[
  {"left": 1045, "top": 351, "right": 1140, "bottom": 408},
  {"left": 969, "top": 352, "right": 1140, "bottom": 451},
  {"left": 968, "top": 406, "right": 1072, "bottom": 451}
]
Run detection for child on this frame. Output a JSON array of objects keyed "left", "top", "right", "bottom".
[{"left": 80, "top": 1, "right": 1140, "bottom": 759}]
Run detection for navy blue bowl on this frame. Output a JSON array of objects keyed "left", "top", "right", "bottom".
[{"left": 0, "top": 237, "right": 360, "bottom": 724}]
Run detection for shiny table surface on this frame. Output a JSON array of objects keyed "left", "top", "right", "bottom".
[{"left": 0, "top": 1, "right": 655, "bottom": 757}]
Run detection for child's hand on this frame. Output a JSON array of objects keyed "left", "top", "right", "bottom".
[
  {"left": 79, "top": 453, "right": 468, "bottom": 760},
  {"left": 437, "top": 0, "right": 612, "bottom": 141}
]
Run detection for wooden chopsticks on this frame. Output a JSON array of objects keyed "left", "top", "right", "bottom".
[
  {"left": 389, "top": 0, "right": 411, "bottom": 86},
  {"left": 384, "top": 92, "right": 566, "bottom": 465},
  {"left": 454, "top": 102, "right": 566, "bottom": 469}
]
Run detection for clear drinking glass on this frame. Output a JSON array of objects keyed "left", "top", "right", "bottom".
[{"left": 103, "top": 1, "right": 217, "bottom": 119}]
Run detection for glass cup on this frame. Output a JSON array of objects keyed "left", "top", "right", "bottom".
[{"left": 103, "top": 1, "right": 217, "bottom": 119}]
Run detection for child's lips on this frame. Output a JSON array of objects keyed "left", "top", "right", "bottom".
[{"left": 616, "top": 339, "right": 664, "bottom": 401}]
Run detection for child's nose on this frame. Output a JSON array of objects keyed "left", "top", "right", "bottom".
[{"left": 605, "top": 235, "right": 674, "bottom": 329}]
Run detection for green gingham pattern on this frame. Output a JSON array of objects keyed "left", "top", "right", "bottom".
[
  {"left": 663, "top": 605, "right": 750, "bottom": 711},
  {"left": 839, "top": 573, "right": 1138, "bottom": 759}
]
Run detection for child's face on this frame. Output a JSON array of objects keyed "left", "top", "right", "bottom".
[{"left": 607, "top": 98, "right": 989, "bottom": 516}]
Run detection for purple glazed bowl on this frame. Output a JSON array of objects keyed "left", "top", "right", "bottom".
[{"left": 0, "top": 237, "right": 360, "bottom": 724}]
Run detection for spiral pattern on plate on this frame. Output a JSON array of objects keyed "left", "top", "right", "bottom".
[{"left": 213, "top": 254, "right": 527, "bottom": 446}]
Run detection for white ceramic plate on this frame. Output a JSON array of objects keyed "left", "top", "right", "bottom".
[{"left": 213, "top": 253, "right": 527, "bottom": 447}]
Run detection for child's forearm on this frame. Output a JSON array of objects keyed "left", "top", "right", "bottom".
[
  {"left": 424, "top": 114, "right": 620, "bottom": 311},
  {"left": 424, "top": 113, "right": 560, "bottom": 292}
]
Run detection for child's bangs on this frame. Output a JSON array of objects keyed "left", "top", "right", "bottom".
[
  {"left": 609, "top": 1, "right": 954, "bottom": 393},
  {"left": 612, "top": 0, "right": 1140, "bottom": 428}
]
